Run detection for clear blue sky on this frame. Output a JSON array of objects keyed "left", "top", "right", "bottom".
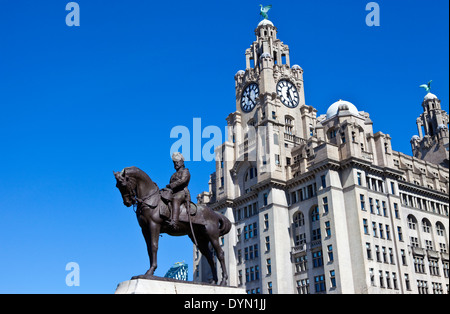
[{"left": 0, "top": 0, "right": 448, "bottom": 293}]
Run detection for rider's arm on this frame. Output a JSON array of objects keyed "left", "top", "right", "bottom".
[{"left": 169, "top": 170, "right": 190, "bottom": 190}]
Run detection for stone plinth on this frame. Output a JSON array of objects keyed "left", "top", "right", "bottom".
[{"left": 115, "top": 277, "right": 246, "bottom": 294}]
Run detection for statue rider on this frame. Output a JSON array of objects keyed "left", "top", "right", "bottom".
[{"left": 166, "top": 152, "right": 191, "bottom": 228}]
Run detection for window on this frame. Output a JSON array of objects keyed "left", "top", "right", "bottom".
[
  {"left": 369, "top": 268, "right": 375, "bottom": 286},
  {"left": 312, "top": 228, "right": 321, "bottom": 241},
  {"left": 327, "top": 245, "right": 334, "bottom": 262},
  {"left": 394, "top": 203, "right": 400, "bottom": 219},
  {"left": 389, "top": 248, "right": 395, "bottom": 264},
  {"left": 375, "top": 199, "right": 381, "bottom": 215},
  {"left": 263, "top": 193, "right": 268, "bottom": 206},
  {"left": 264, "top": 213, "right": 269, "bottom": 230},
  {"left": 265, "top": 236, "right": 270, "bottom": 252},
  {"left": 357, "top": 172, "right": 362, "bottom": 186},
  {"left": 293, "top": 212, "right": 304, "bottom": 228},
  {"left": 422, "top": 219, "right": 431, "bottom": 233},
  {"left": 386, "top": 272, "right": 391, "bottom": 289},
  {"left": 363, "top": 219, "right": 369, "bottom": 234},
  {"left": 311, "top": 206, "right": 320, "bottom": 221},
  {"left": 296, "top": 279, "right": 309, "bottom": 294},
  {"left": 360, "top": 194, "right": 366, "bottom": 211},
  {"left": 372, "top": 222, "right": 378, "bottom": 237},
  {"left": 266, "top": 259, "right": 272, "bottom": 275},
  {"left": 417, "top": 280, "right": 429, "bottom": 294},
  {"left": 405, "top": 274, "right": 411, "bottom": 291},
  {"left": 267, "top": 282, "right": 273, "bottom": 294},
  {"left": 321, "top": 175, "right": 327, "bottom": 188},
  {"left": 330, "top": 270, "right": 336, "bottom": 288},
  {"left": 392, "top": 273, "right": 398, "bottom": 290},
  {"left": 429, "top": 259, "right": 440, "bottom": 276},
  {"left": 312, "top": 251, "right": 323, "bottom": 268},
  {"left": 323, "top": 197, "right": 329, "bottom": 214},
  {"left": 314, "top": 275, "right": 326, "bottom": 293},
  {"left": 375, "top": 245, "right": 380, "bottom": 262},
  {"left": 329, "top": 129, "right": 337, "bottom": 139},
  {"left": 386, "top": 225, "right": 391, "bottom": 240},
  {"left": 325, "top": 221, "right": 331, "bottom": 237},
  {"left": 295, "top": 255, "right": 308, "bottom": 273},
  {"left": 366, "top": 243, "right": 372, "bottom": 260},
  {"left": 414, "top": 256, "right": 426, "bottom": 273},
  {"left": 382, "top": 246, "right": 387, "bottom": 263},
  {"left": 437, "top": 223, "right": 445, "bottom": 236},
  {"left": 397, "top": 227, "right": 403, "bottom": 241},
  {"left": 382, "top": 201, "right": 387, "bottom": 217},
  {"left": 295, "top": 233, "right": 306, "bottom": 246},
  {"left": 401, "top": 249, "right": 407, "bottom": 265},
  {"left": 379, "top": 271, "right": 384, "bottom": 288}
]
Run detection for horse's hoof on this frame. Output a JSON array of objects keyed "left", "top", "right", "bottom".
[{"left": 131, "top": 274, "right": 153, "bottom": 280}]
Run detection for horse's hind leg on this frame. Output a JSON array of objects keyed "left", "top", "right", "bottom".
[
  {"left": 196, "top": 237, "right": 218, "bottom": 284},
  {"left": 210, "top": 237, "right": 228, "bottom": 286}
]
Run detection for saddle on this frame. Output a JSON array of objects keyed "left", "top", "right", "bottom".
[{"left": 159, "top": 188, "right": 197, "bottom": 219}]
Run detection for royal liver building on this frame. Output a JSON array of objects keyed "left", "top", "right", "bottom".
[{"left": 194, "top": 19, "right": 449, "bottom": 294}]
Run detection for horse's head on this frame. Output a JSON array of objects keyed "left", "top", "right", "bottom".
[{"left": 114, "top": 168, "right": 137, "bottom": 207}]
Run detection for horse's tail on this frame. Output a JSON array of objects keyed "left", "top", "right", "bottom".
[{"left": 217, "top": 213, "right": 232, "bottom": 237}]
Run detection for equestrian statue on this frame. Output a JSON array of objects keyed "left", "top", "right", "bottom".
[{"left": 114, "top": 153, "right": 231, "bottom": 286}]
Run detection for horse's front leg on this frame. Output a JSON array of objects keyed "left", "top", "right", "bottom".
[{"left": 143, "top": 220, "right": 160, "bottom": 277}]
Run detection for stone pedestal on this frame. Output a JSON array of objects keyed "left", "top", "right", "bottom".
[{"left": 115, "top": 277, "right": 246, "bottom": 294}]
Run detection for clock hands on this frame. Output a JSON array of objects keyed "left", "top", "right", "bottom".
[{"left": 286, "top": 86, "right": 293, "bottom": 101}]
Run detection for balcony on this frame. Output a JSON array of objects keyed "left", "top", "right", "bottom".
[
  {"left": 291, "top": 240, "right": 322, "bottom": 256},
  {"left": 284, "top": 133, "right": 306, "bottom": 146}
]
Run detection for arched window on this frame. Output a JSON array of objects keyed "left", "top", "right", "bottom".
[
  {"left": 422, "top": 219, "right": 432, "bottom": 233},
  {"left": 407, "top": 215, "right": 417, "bottom": 230},
  {"left": 436, "top": 222, "right": 445, "bottom": 237},
  {"left": 285, "top": 115, "right": 294, "bottom": 135}
]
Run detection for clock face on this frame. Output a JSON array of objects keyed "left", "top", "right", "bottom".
[
  {"left": 277, "top": 80, "right": 299, "bottom": 108},
  {"left": 241, "top": 83, "right": 259, "bottom": 112}
]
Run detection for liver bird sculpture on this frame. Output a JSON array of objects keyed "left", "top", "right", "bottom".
[
  {"left": 260, "top": 4, "right": 272, "bottom": 20},
  {"left": 420, "top": 80, "right": 432, "bottom": 93}
]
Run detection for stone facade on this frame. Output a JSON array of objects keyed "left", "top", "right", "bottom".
[{"left": 193, "top": 20, "right": 449, "bottom": 294}]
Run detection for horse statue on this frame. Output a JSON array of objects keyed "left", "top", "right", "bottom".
[{"left": 114, "top": 166, "right": 231, "bottom": 285}]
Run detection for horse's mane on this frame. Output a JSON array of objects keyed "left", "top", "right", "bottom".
[{"left": 123, "top": 166, "right": 158, "bottom": 191}]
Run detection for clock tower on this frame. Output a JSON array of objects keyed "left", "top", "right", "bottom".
[{"left": 229, "top": 19, "right": 316, "bottom": 184}]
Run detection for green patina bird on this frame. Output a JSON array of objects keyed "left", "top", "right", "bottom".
[
  {"left": 420, "top": 80, "right": 432, "bottom": 93},
  {"left": 260, "top": 4, "right": 272, "bottom": 20}
]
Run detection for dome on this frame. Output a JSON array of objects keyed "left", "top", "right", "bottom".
[
  {"left": 235, "top": 70, "right": 245, "bottom": 76},
  {"left": 424, "top": 93, "right": 438, "bottom": 100},
  {"left": 326, "top": 100, "right": 360, "bottom": 119},
  {"left": 411, "top": 135, "right": 420, "bottom": 142},
  {"left": 292, "top": 64, "right": 302, "bottom": 70},
  {"left": 258, "top": 19, "right": 274, "bottom": 27}
]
